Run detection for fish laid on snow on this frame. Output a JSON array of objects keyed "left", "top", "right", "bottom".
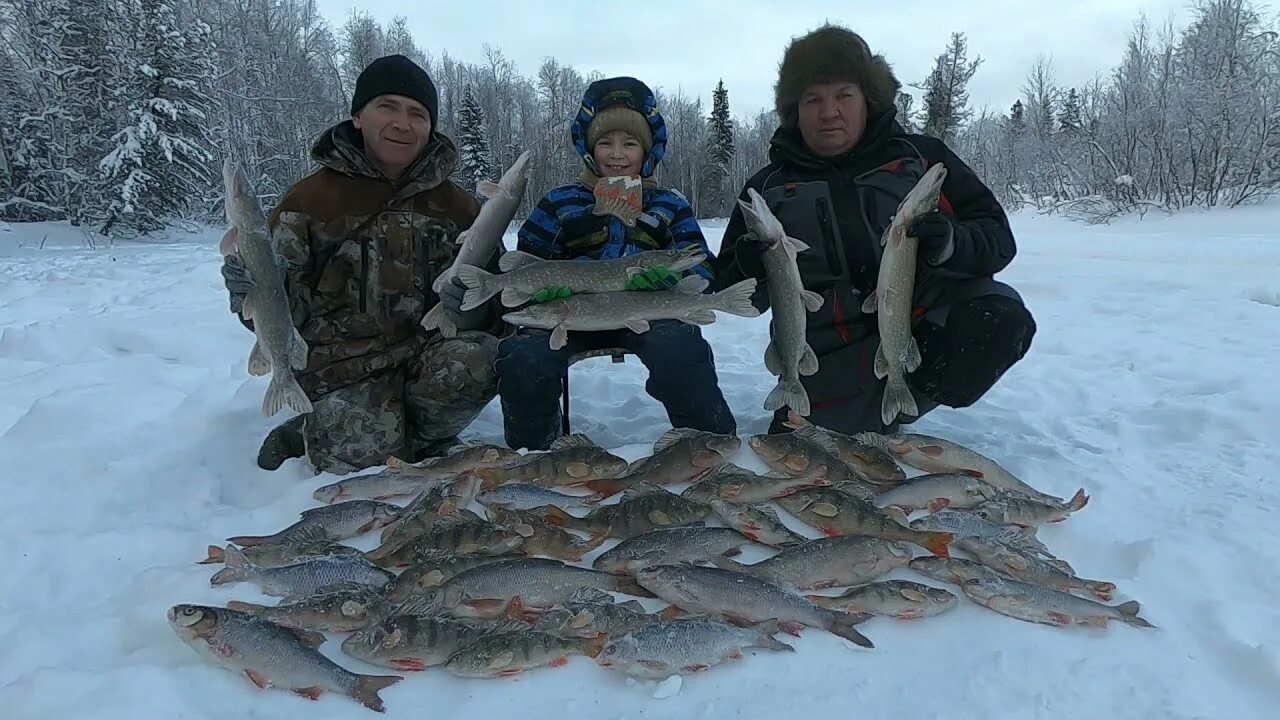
[
  {"left": 483, "top": 506, "right": 608, "bottom": 562},
  {"left": 210, "top": 546, "right": 394, "bottom": 599},
  {"left": 782, "top": 410, "right": 906, "bottom": 485},
  {"left": 747, "top": 428, "right": 877, "bottom": 499},
  {"left": 959, "top": 576, "right": 1156, "bottom": 629},
  {"left": 377, "top": 513, "right": 525, "bottom": 567},
  {"left": 591, "top": 525, "right": 752, "bottom": 575},
  {"left": 474, "top": 434, "right": 630, "bottom": 489},
  {"left": 707, "top": 499, "right": 807, "bottom": 549},
  {"left": 539, "top": 483, "right": 710, "bottom": 540},
  {"left": 598, "top": 618, "right": 794, "bottom": 679},
  {"left": 169, "top": 604, "right": 401, "bottom": 712},
  {"left": 458, "top": 244, "right": 706, "bottom": 309},
  {"left": 500, "top": 275, "right": 761, "bottom": 350},
  {"left": 226, "top": 583, "right": 389, "bottom": 632},
  {"left": 807, "top": 580, "right": 959, "bottom": 620},
  {"left": 313, "top": 469, "right": 445, "bottom": 505},
  {"left": 443, "top": 628, "right": 608, "bottom": 678},
  {"left": 342, "top": 615, "right": 526, "bottom": 672},
  {"left": 907, "top": 509, "right": 1047, "bottom": 552},
  {"left": 199, "top": 528, "right": 364, "bottom": 568},
  {"left": 681, "top": 463, "right": 823, "bottom": 504},
  {"left": 874, "top": 472, "right": 1000, "bottom": 512},
  {"left": 715, "top": 535, "right": 913, "bottom": 590},
  {"left": 736, "top": 188, "right": 824, "bottom": 416},
  {"left": 954, "top": 537, "right": 1115, "bottom": 601},
  {"left": 218, "top": 158, "right": 312, "bottom": 417},
  {"left": 858, "top": 163, "right": 948, "bottom": 426},
  {"left": 776, "top": 487, "right": 954, "bottom": 557},
  {"left": 532, "top": 587, "right": 659, "bottom": 639},
  {"left": 381, "top": 550, "right": 518, "bottom": 606},
  {"left": 475, "top": 483, "right": 603, "bottom": 511},
  {"left": 971, "top": 488, "right": 1090, "bottom": 527},
  {"left": 421, "top": 151, "right": 532, "bottom": 337},
  {"left": 388, "top": 443, "right": 521, "bottom": 481},
  {"left": 586, "top": 428, "right": 740, "bottom": 496},
  {"left": 634, "top": 565, "right": 874, "bottom": 648},
  {"left": 367, "top": 488, "right": 467, "bottom": 564},
  {"left": 227, "top": 500, "right": 400, "bottom": 547},
  {"left": 907, "top": 555, "right": 1011, "bottom": 586},
  {"left": 856, "top": 431, "right": 1063, "bottom": 504}
]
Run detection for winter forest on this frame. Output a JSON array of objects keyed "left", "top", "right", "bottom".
[{"left": 1, "top": 0, "right": 1278, "bottom": 236}]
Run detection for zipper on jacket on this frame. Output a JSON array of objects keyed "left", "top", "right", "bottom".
[
  {"left": 816, "top": 197, "right": 842, "bottom": 277},
  {"left": 360, "top": 238, "right": 369, "bottom": 313}
]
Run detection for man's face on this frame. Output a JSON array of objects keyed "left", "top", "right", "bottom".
[
  {"left": 797, "top": 82, "right": 868, "bottom": 158},
  {"left": 353, "top": 94, "right": 432, "bottom": 178}
]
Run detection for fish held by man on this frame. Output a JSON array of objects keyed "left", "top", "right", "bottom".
[{"left": 219, "top": 157, "right": 313, "bottom": 417}]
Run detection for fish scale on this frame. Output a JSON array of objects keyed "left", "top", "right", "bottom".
[
  {"left": 443, "top": 629, "right": 606, "bottom": 678},
  {"left": 416, "top": 557, "right": 646, "bottom": 619},
  {"left": 210, "top": 548, "right": 395, "bottom": 599},
  {"left": 227, "top": 500, "right": 401, "bottom": 547}
]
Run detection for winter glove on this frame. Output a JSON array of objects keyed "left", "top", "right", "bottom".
[
  {"left": 532, "top": 285, "right": 573, "bottom": 303},
  {"left": 727, "top": 230, "right": 778, "bottom": 278},
  {"left": 907, "top": 210, "right": 957, "bottom": 266},
  {"left": 221, "top": 251, "right": 254, "bottom": 315},
  {"left": 439, "top": 276, "right": 493, "bottom": 331},
  {"left": 626, "top": 266, "right": 680, "bottom": 291}
]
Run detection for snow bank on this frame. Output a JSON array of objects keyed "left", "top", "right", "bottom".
[{"left": 1, "top": 206, "right": 1278, "bottom": 719}]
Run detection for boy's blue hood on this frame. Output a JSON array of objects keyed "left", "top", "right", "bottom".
[{"left": 571, "top": 76, "right": 668, "bottom": 178}]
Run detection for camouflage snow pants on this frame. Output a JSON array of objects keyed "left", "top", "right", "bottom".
[{"left": 302, "top": 331, "right": 500, "bottom": 474}]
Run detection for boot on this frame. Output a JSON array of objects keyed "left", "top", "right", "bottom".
[{"left": 257, "top": 415, "right": 306, "bottom": 471}]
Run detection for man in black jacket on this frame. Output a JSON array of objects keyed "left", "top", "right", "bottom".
[{"left": 715, "top": 23, "right": 1036, "bottom": 436}]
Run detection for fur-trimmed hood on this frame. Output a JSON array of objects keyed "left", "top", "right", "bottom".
[{"left": 774, "top": 24, "right": 901, "bottom": 126}]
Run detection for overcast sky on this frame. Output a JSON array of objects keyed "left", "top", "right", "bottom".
[{"left": 315, "top": 0, "right": 1204, "bottom": 118}]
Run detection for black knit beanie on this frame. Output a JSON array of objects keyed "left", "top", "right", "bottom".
[{"left": 350, "top": 54, "right": 439, "bottom": 126}]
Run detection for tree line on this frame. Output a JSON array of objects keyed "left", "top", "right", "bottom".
[{"left": 1, "top": 0, "right": 1276, "bottom": 235}]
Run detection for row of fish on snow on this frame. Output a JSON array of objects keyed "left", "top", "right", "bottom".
[{"left": 169, "top": 415, "right": 1155, "bottom": 712}]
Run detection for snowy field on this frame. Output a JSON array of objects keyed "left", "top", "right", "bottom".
[{"left": 1, "top": 205, "right": 1278, "bottom": 720}]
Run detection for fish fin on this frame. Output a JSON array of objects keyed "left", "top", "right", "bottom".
[
  {"left": 501, "top": 286, "right": 534, "bottom": 307},
  {"left": 539, "top": 506, "right": 577, "bottom": 528},
  {"left": 497, "top": 249, "right": 542, "bottom": 272},
  {"left": 476, "top": 180, "right": 501, "bottom": 199},
  {"left": 762, "top": 340, "right": 782, "bottom": 375},
  {"left": 614, "top": 576, "right": 657, "bottom": 599},
  {"left": 243, "top": 668, "right": 270, "bottom": 689},
  {"left": 1085, "top": 581, "right": 1116, "bottom": 601},
  {"left": 566, "top": 587, "right": 614, "bottom": 604},
  {"left": 798, "top": 344, "right": 819, "bottom": 376},
  {"left": 549, "top": 322, "right": 569, "bottom": 349},
  {"left": 247, "top": 339, "right": 270, "bottom": 376},
  {"left": 921, "top": 532, "right": 954, "bottom": 557},
  {"left": 673, "top": 274, "right": 710, "bottom": 294},
  {"left": 623, "top": 319, "right": 650, "bottom": 333},
  {"left": 903, "top": 336, "right": 922, "bottom": 373},
  {"left": 1069, "top": 488, "right": 1090, "bottom": 512},
  {"left": 800, "top": 290, "right": 824, "bottom": 312},
  {"left": 872, "top": 343, "right": 889, "bottom": 379},
  {"left": 660, "top": 605, "right": 686, "bottom": 620},
  {"left": 293, "top": 686, "right": 324, "bottom": 701},
  {"left": 792, "top": 424, "right": 840, "bottom": 456},
  {"left": 1115, "top": 600, "right": 1156, "bottom": 628},
  {"left": 828, "top": 612, "right": 876, "bottom": 648},
  {"left": 765, "top": 378, "right": 810, "bottom": 417},
  {"left": 580, "top": 633, "right": 609, "bottom": 658},
  {"left": 198, "top": 545, "right": 225, "bottom": 564},
  {"left": 781, "top": 234, "right": 809, "bottom": 253},
  {"left": 289, "top": 328, "right": 309, "bottom": 370},
  {"left": 654, "top": 427, "right": 702, "bottom": 452},
  {"left": 390, "top": 657, "right": 428, "bottom": 671},
  {"left": 680, "top": 309, "right": 717, "bottom": 325},
  {"left": 352, "top": 674, "right": 403, "bottom": 713},
  {"left": 286, "top": 626, "right": 327, "bottom": 648},
  {"left": 225, "top": 600, "right": 265, "bottom": 614},
  {"left": 861, "top": 290, "right": 878, "bottom": 314},
  {"left": 420, "top": 302, "right": 453, "bottom": 336},
  {"left": 711, "top": 278, "right": 762, "bottom": 317},
  {"left": 209, "top": 546, "right": 251, "bottom": 585},
  {"left": 550, "top": 433, "right": 596, "bottom": 451},
  {"left": 751, "top": 620, "right": 797, "bottom": 652},
  {"left": 710, "top": 555, "right": 748, "bottom": 572},
  {"left": 880, "top": 376, "right": 917, "bottom": 426},
  {"left": 262, "top": 372, "right": 313, "bottom": 417},
  {"left": 455, "top": 264, "right": 498, "bottom": 310},
  {"left": 583, "top": 477, "right": 626, "bottom": 498},
  {"left": 219, "top": 227, "right": 240, "bottom": 255}
]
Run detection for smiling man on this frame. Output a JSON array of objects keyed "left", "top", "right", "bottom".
[
  {"left": 220, "top": 54, "right": 506, "bottom": 474},
  {"left": 714, "top": 24, "right": 1037, "bottom": 437}
]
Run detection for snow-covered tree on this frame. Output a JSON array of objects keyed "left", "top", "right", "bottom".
[
  {"left": 382, "top": 15, "right": 427, "bottom": 70},
  {"left": 895, "top": 91, "right": 918, "bottom": 133},
  {"left": 916, "top": 32, "right": 982, "bottom": 144},
  {"left": 340, "top": 9, "right": 385, "bottom": 99},
  {"left": 456, "top": 85, "right": 493, "bottom": 194},
  {"left": 100, "top": 0, "right": 215, "bottom": 235},
  {"left": 1058, "top": 88, "right": 1083, "bottom": 132}
]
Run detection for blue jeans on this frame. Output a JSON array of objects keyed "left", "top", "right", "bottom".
[{"left": 495, "top": 319, "right": 737, "bottom": 450}]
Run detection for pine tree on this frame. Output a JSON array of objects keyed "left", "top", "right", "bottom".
[
  {"left": 700, "top": 80, "right": 735, "bottom": 217},
  {"left": 1059, "top": 88, "right": 1083, "bottom": 132},
  {"left": 100, "top": 0, "right": 216, "bottom": 235},
  {"left": 1007, "top": 100, "right": 1026, "bottom": 135},
  {"left": 894, "top": 91, "right": 918, "bottom": 132},
  {"left": 456, "top": 84, "right": 493, "bottom": 194},
  {"left": 916, "top": 32, "right": 982, "bottom": 144}
]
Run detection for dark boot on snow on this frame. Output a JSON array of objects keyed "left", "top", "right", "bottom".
[{"left": 257, "top": 415, "right": 306, "bottom": 471}]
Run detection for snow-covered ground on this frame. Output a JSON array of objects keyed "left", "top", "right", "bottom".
[{"left": 1, "top": 205, "right": 1278, "bottom": 720}]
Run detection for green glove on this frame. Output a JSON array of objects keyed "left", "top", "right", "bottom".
[
  {"left": 626, "top": 266, "right": 680, "bottom": 291},
  {"left": 532, "top": 285, "right": 573, "bottom": 303}
]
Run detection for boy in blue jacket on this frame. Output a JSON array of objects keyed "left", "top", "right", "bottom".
[{"left": 493, "top": 76, "right": 736, "bottom": 450}]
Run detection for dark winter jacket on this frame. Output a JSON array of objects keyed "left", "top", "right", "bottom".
[
  {"left": 516, "top": 78, "right": 714, "bottom": 280},
  {"left": 714, "top": 109, "right": 1018, "bottom": 413}
]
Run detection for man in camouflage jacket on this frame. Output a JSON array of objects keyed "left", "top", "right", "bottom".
[{"left": 221, "top": 55, "right": 505, "bottom": 474}]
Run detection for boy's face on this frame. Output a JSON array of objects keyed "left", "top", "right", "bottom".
[{"left": 592, "top": 130, "right": 645, "bottom": 177}]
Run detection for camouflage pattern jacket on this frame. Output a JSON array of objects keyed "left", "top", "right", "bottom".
[{"left": 246, "top": 121, "right": 503, "bottom": 396}]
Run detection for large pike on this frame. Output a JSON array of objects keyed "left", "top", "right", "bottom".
[
  {"left": 859, "top": 163, "right": 948, "bottom": 426},
  {"left": 422, "top": 150, "right": 533, "bottom": 337},
  {"left": 457, "top": 244, "right": 707, "bottom": 309},
  {"left": 218, "top": 158, "right": 312, "bottom": 417},
  {"left": 499, "top": 276, "right": 761, "bottom": 350},
  {"left": 736, "top": 187, "right": 824, "bottom": 415}
]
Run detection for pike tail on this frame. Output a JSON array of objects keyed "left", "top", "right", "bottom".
[
  {"left": 880, "top": 374, "right": 917, "bottom": 426},
  {"left": 711, "top": 278, "right": 762, "bottom": 318},
  {"left": 1115, "top": 600, "right": 1157, "bottom": 629},
  {"left": 209, "top": 545, "right": 254, "bottom": 585},
  {"left": 263, "top": 370, "right": 313, "bottom": 417},
  {"left": 827, "top": 611, "right": 875, "bottom": 648},
  {"left": 351, "top": 674, "right": 403, "bottom": 713},
  {"left": 420, "top": 302, "right": 458, "bottom": 338},
  {"left": 917, "top": 532, "right": 955, "bottom": 558},
  {"left": 765, "top": 377, "right": 811, "bottom": 416},
  {"left": 455, "top": 264, "right": 500, "bottom": 311}
]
